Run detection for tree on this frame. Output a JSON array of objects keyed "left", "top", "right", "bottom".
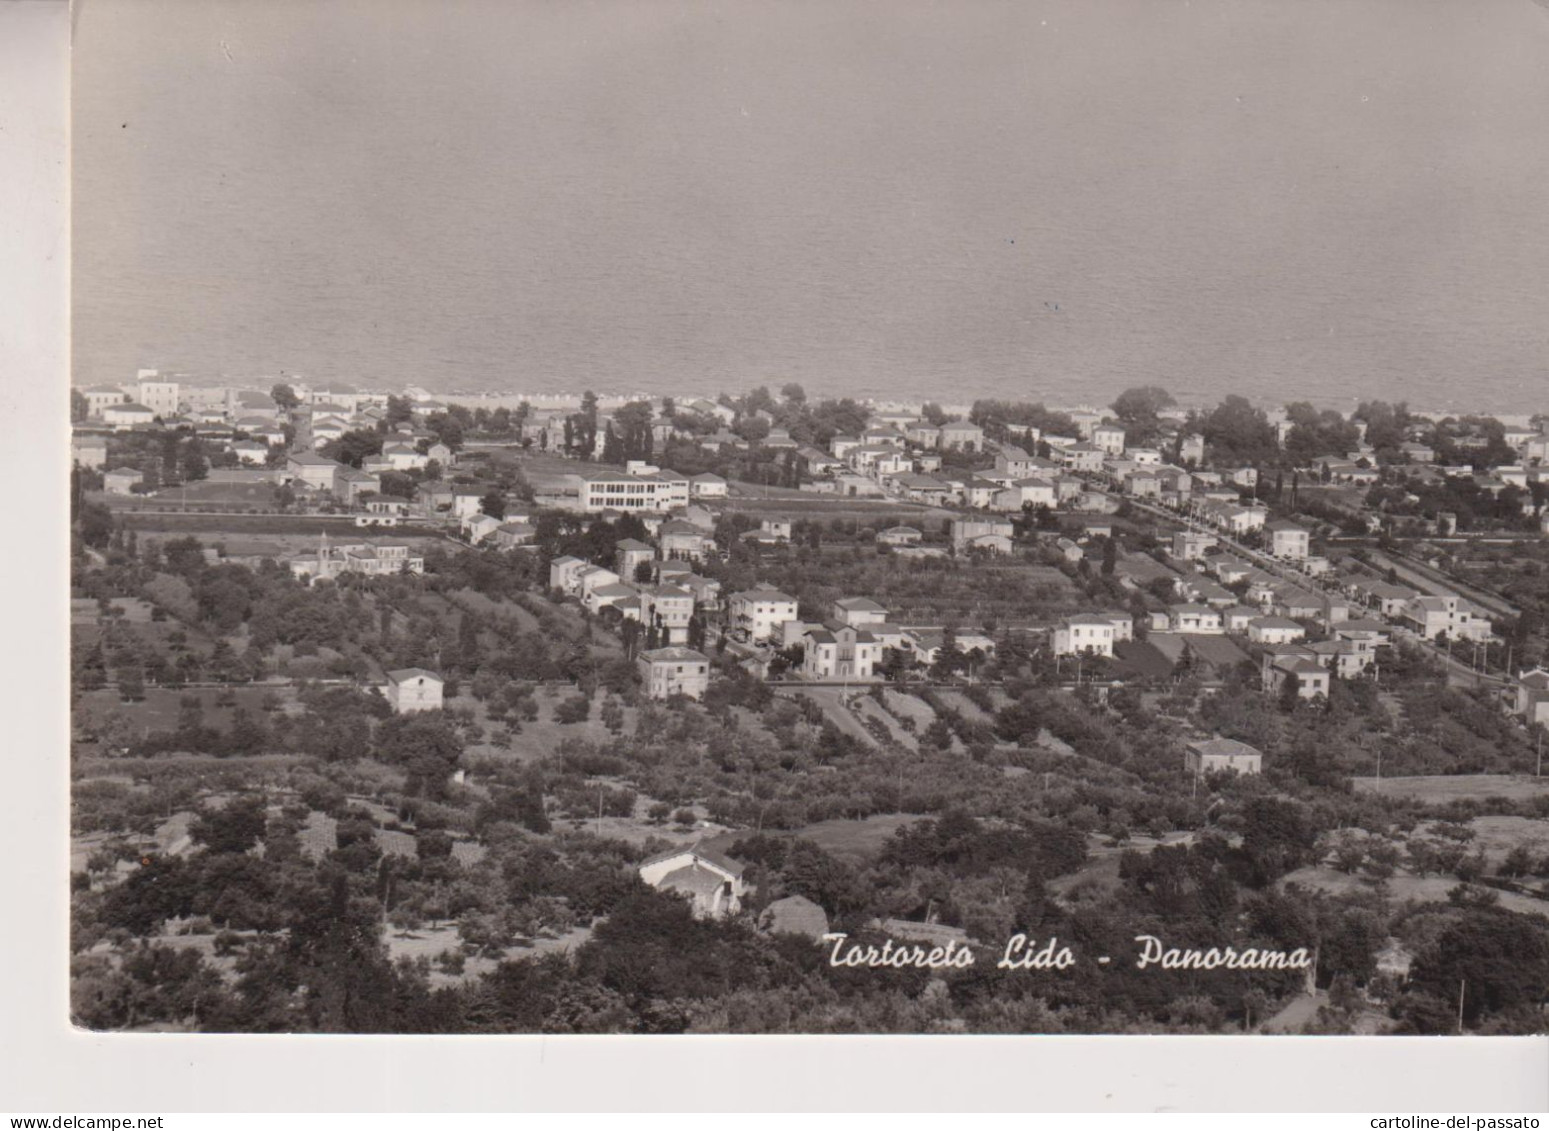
[
  {"left": 1110, "top": 386, "right": 1175, "bottom": 447},
  {"left": 480, "top": 490, "right": 507, "bottom": 521},
  {"left": 270, "top": 383, "right": 301, "bottom": 411},
  {"left": 375, "top": 713, "right": 465, "bottom": 800},
  {"left": 1202, "top": 396, "right": 1278, "bottom": 468},
  {"left": 320, "top": 430, "right": 384, "bottom": 469},
  {"left": 71, "top": 389, "right": 89, "bottom": 422},
  {"left": 1408, "top": 909, "right": 1549, "bottom": 1029},
  {"left": 191, "top": 796, "right": 268, "bottom": 854}
]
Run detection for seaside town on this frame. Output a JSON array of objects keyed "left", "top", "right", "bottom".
[{"left": 69, "top": 372, "right": 1549, "bottom": 1034}]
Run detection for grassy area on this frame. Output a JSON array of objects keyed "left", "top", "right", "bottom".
[
  {"left": 788, "top": 813, "right": 923, "bottom": 864},
  {"left": 1280, "top": 865, "right": 1548, "bottom": 917},
  {"left": 74, "top": 685, "right": 302, "bottom": 738},
  {"left": 1352, "top": 775, "right": 1549, "bottom": 803},
  {"left": 459, "top": 689, "right": 638, "bottom": 763}
]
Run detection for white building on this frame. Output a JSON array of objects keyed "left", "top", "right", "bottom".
[
  {"left": 638, "top": 844, "right": 745, "bottom": 917},
  {"left": 1268, "top": 520, "right": 1310, "bottom": 561},
  {"left": 803, "top": 624, "right": 882, "bottom": 680},
  {"left": 1185, "top": 737, "right": 1262, "bottom": 776},
  {"left": 103, "top": 467, "right": 143, "bottom": 495},
  {"left": 1400, "top": 594, "right": 1494, "bottom": 642},
  {"left": 573, "top": 467, "right": 691, "bottom": 513},
  {"left": 1091, "top": 423, "right": 1126, "bottom": 456},
  {"left": 103, "top": 403, "right": 157, "bottom": 430},
  {"left": 385, "top": 668, "right": 444, "bottom": 714},
  {"left": 72, "top": 434, "right": 109, "bottom": 469},
  {"left": 130, "top": 373, "right": 180, "bottom": 416},
  {"left": 1052, "top": 614, "right": 1120, "bottom": 658},
  {"left": 638, "top": 646, "right": 711, "bottom": 700},
  {"left": 728, "top": 586, "right": 799, "bottom": 642}
]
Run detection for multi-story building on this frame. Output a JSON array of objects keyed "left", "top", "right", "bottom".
[
  {"left": 286, "top": 452, "right": 342, "bottom": 492},
  {"left": 129, "top": 373, "right": 180, "bottom": 417},
  {"left": 72, "top": 434, "right": 108, "bottom": 469},
  {"left": 938, "top": 422, "right": 985, "bottom": 452},
  {"left": 1514, "top": 668, "right": 1549, "bottom": 728},
  {"left": 1092, "top": 423, "right": 1126, "bottom": 456},
  {"left": 1051, "top": 614, "right": 1121, "bottom": 658},
  {"left": 637, "top": 647, "right": 712, "bottom": 701},
  {"left": 728, "top": 585, "right": 798, "bottom": 642},
  {"left": 1261, "top": 647, "right": 1331, "bottom": 700},
  {"left": 642, "top": 585, "right": 695, "bottom": 644},
  {"left": 572, "top": 467, "right": 690, "bottom": 513},
  {"left": 79, "top": 385, "right": 130, "bottom": 417},
  {"left": 103, "top": 403, "right": 157, "bottom": 430},
  {"left": 950, "top": 517, "right": 1014, "bottom": 554},
  {"left": 1400, "top": 594, "right": 1494, "bottom": 642},
  {"left": 802, "top": 624, "right": 881, "bottom": 681},
  {"left": 1268, "top": 520, "right": 1310, "bottom": 560},
  {"left": 831, "top": 597, "right": 888, "bottom": 628},
  {"left": 295, "top": 537, "right": 424, "bottom": 582}
]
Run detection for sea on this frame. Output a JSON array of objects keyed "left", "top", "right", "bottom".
[{"left": 71, "top": 0, "right": 1549, "bottom": 415}]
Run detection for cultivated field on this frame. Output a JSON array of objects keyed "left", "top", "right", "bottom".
[{"left": 1352, "top": 775, "right": 1549, "bottom": 803}]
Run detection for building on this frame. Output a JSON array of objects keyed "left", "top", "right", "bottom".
[
  {"left": 938, "top": 422, "right": 985, "bottom": 452},
  {"left": 1262, "top": 648, "right": 1331, "bottom": 700},
  {"left": 728, "top": 586, "right": 798, "bottom": 642},
  {"left": 659, "top": 520, "right": 716, "bottom": 562},
  {"left": 79, "top": 385, "right": 130, "bottom": 417},
  {"left": 492, "top": 521, "right": 536, "bottom": 549},
  {"left": 103, "top": 467, "right": 143, "bottom": 495},
  {"left": 1246, "top": 616, "right": 1306, "bottom": 645},
  {"left": 616, "top": 538, "right": 655, "bottom": 581},
  {"left": 286, "top": 452, "right": 342, "bottom": 492},
  {"left": 1400, "top": 594, "right": 1494, "bottom": 642},
  {"left": 1172, "top": 531, "right": 1218, "bottom": 561},
  {"left": 1347, "top": 579, "right": 1420, "bottom": 616},
  {"left": 1168, "top": 604, "right": 1223, "bottom": 634},
  {"left": 1052, "top": 614, "right": 1122, "bottom": 658},
  {"left": 690, "top": 472, "right": 728, "bottom": 499},
  {"left": 638, "top": 844, "right": 745, "bottom": 917},
  {"left": 642, "top": 585, "right": 695, "bottom": 643},
  {"left": 803, "top": 623, "right": 881, "bottom": 680},
  {"left": 462, "top": 513, "right": 502, "bottom": 545},
  {"left": 876, "top": 525, "right": 922, "bottom": 547},
  {"left": 131, "top": 373, "right": 180, "bottom": 416},
  {"left": 832, "top": 597, "right": 888, "bottom": 628},
  {"left": 103, "top": 402, "right": 157, "bottom": 429},
  {"left": 1185, "top": 737, "right": 1263, "bottom": 776},
  {"left": 548, "top": 555, "right": 589, "bottom": 593},
  {"left": 759, "top": 894, "right": 830, "bottom": 941},
  {"left": 1060, "top": 443, "right": 1106, "bottom": 472},
  {"left": 573, "top": 466, "right": 690, "bottom": 513},
  {"left": 297, "top": 539, "right": 424, "bottom": 582},
  {"left": 72, "top": 435, "right": 109, "bottom": 469},
  {"left": 1179, "top": 434, "right": 1206, "bottom": 466},
  {"left": 1091, "top": 423, "right": 1126, "bottom": 456},
  {"left": 1267, "top": 520, "right": 1310, "bottom": 561},
  {"left": 950, "top": 517, "right": 1014, "bottom": 554},
  {"left": 1514, "top": 669, "right": 1549, "bottom": 728},
  {"left": 385, "top": 668, "right": 444, "bottom": 714}
]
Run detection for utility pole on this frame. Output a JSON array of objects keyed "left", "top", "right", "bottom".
[{"left": 1456, "top": 979, "right": 1466, "bottom": 1035}]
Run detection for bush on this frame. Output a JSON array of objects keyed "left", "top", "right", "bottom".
[{"left": 554, "top": 695, "right": 591, "bottom": 724}]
